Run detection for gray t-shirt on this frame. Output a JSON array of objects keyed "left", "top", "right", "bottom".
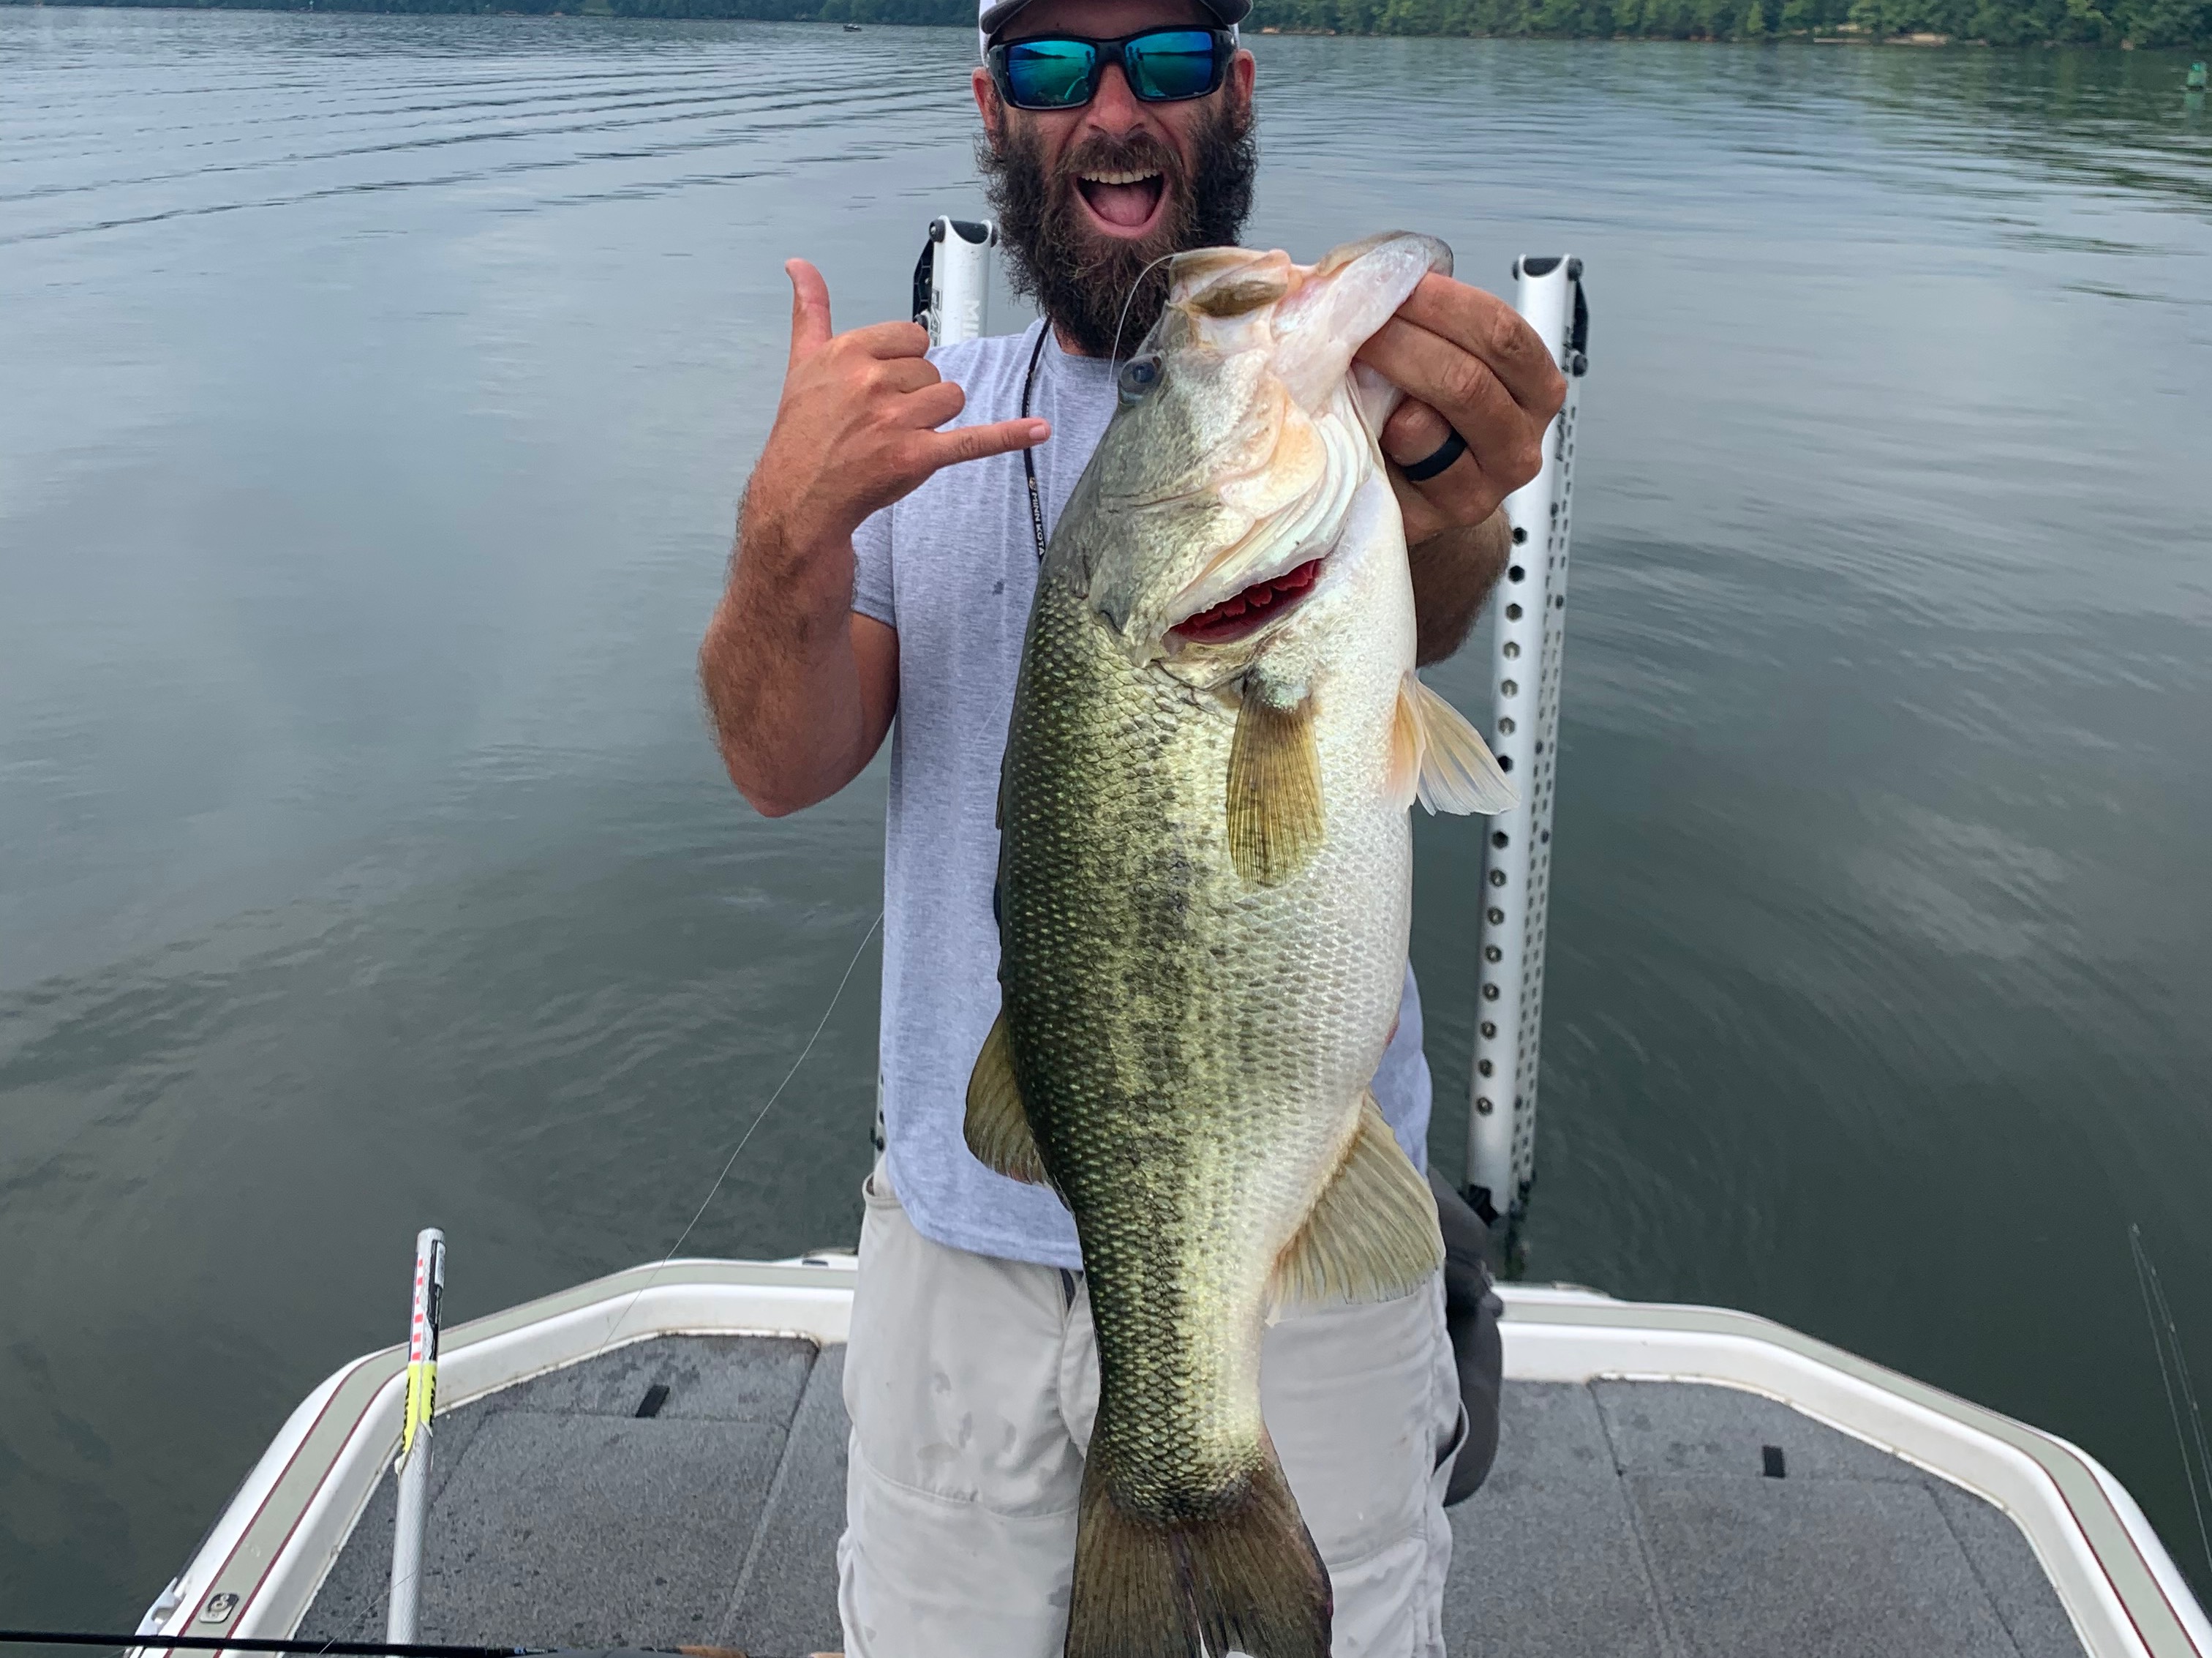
[{"left": 851, "top": 320, "right": 1433, "bottom": 1271}]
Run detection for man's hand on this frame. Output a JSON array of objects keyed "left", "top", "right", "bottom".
[
  {"left": 701, "top": 260, "right": 1048, "bottom": 820},
  {"left": 743, "top": 259, "right": 1049, "bottom": 560},
  {"left": 1355, "top": 272, "right": 1567, "bottom": 549}
]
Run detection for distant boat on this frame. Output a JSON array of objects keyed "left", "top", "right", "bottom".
[{"left": 843, "top": 20, "right": 862, "bottom": 28}]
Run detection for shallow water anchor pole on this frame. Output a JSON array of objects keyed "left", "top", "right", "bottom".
[
  {"left": 385, "top": 1228, "right": 445, "bottom": 1645},
  {"left": 1466, "top": 256, "right": 1589, "bottom": 1266},
  {"left": 913, "top": 217, "right": 996, "bottom": 348}
]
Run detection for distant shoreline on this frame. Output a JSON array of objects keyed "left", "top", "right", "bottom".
[{"left": 4, "top": 0, "right": 2203, "bottom": 48}]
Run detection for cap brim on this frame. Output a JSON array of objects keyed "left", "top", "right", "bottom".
[{"left": 979, "top": 0, "right": 1251, "bottom": 40}]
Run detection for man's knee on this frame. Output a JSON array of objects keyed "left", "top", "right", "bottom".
[{"left": 1261, "top": 1278, "right": 1458, "bottom": 1584}]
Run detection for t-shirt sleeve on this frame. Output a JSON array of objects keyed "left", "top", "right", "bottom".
[{"left": 851, "top": 501, "right": 895, "bottom": 628}]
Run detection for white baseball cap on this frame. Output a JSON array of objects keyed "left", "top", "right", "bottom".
[{"left": 978, "top": 0, "right": 1249, "bottom": 59}]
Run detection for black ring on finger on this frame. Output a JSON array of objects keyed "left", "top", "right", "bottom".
[{"left": 1400, "top": 428, "right": 1467, "bottom": 483}]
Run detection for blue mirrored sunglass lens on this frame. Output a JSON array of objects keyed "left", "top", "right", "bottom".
[
  {"left": 1126, "top": 31, "right": 1218, "bottom": 100},
  {"left": 1006, "top": 40, "right": 1096, "bottom": 107}
]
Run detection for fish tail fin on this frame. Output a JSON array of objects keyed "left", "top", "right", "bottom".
[{"left": 1067, "top": 1451, "right": 1331, "bottom": 1658}]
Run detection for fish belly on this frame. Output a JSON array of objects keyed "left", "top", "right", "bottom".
[{"left": 997, "top": 568, "right": 1412, "bottom": 1513}]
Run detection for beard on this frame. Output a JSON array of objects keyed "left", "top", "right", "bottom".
[{"left": 978, "top": 94, "right": 1258, "bottom": 359}]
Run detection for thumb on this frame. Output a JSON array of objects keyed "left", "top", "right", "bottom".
[{"left": 786, "top": 258, "right": 832, "bottom": 366}]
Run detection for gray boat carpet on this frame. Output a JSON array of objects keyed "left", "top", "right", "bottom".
[{"left": 297, "top": 1335, "right": 2085, "bottom": 1658}]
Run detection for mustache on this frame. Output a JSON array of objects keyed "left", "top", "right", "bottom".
[
  {"left": 979, "top": 95, "right": 1257, "bottom": 358},
  {"left": 1053, "top": 131, "right": 1183, "bottom": 191}
]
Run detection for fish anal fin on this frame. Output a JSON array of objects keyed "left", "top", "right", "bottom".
[
  {"left": 1270, "top": 1093, "right": 1445, "bottom": 1310},
  {"left": 1067, "top": 1449, "right": 1328, "bottom": 1658},
  {"left": 1227, "top": 691, "right": 1323, "bottom": 887},
  {"left": 1394, "top": 672, "right": 1518, "bottom": 817},
  {"left": 963, "top": 1010, "right": 1051, "bottom": 1187}
]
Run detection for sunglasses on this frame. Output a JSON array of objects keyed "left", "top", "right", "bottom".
[{"left": 986, "top": 27, "right": 1234, "bottom": 112}]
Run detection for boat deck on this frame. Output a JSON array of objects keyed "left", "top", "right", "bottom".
[{"left": 297, "top": 1333, "right": 2088, "bottom": 1658}]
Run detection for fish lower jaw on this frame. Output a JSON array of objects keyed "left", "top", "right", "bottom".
[{"left": 1168, "top": 555, "right": 1327, "bottom": 645}]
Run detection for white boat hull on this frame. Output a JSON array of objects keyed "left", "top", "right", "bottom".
[{"left": 138, "top": 1258, "right": 2210, "bottom": 1658}]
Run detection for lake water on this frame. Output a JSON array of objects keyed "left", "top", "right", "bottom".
[{"left": 3, "top": 6, "right": 2210, "bottom": 1624}]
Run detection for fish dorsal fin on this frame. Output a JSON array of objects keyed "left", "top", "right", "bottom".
[
  {"left": 1391, "top": 672, "right": 1518, "bottom": 816},
  {"left": 963, "top": 1010, "right": 1053, "bottom": 1188},
  {"left": 1269, "top": 1092, "right": 1444, "bottom": 1310},
  {"left": 1227, "top": 690, "right": 1323, "bottom": 887}
]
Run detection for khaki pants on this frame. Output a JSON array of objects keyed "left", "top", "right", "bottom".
[{"left": 838, "top": 1165, "right": 1463, "bottom": 1658}]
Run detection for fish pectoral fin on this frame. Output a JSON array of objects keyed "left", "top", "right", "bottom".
[
  {"left": 963, "top": 1010, "right": 1053, "bottom": 1188},
  {"left": 1392, "top": 671, "right": 1518, "bottom": 817},
  {"left": 1227, "top": 691, "right": 1324, "bottom": 887},
  {"left": 1270, "top": 1093, "right": 1445, "bottom": 1310}
]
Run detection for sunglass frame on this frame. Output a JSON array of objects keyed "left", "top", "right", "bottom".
[{"left": 985, "top": 27, "right": 1235, "bottom": 111}]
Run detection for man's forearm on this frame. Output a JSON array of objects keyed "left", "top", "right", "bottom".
[
  {"left": 701, "top": 258, "right": 1045, "bottom": 819},
  {"left": 700, "top": 501, "right": 872, "bottom": 818},
  {"left": 1409, "top": 507, "right": 1512, "bottom": 667}
]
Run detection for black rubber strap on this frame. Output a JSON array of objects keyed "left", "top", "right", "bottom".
[
  {"left": 1018, "top": 321, "right": 1051, "bottom": 561},
  {"left": 1400, "top": 427, "right": 1467, "bottom": 483}
]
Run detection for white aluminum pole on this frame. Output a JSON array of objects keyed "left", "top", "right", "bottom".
[
  {"left": 1467, "top": 257, "right": 1587, "bottom": 1242},
  {"left": 915, "top": 216, "right": 996, "bottom": 348},
  {"left": 881, "top": 208, "right": 996, "bottom": 1176},
  {"left": 385, "top": 1227, "right": 445, "bottom": 1645}
]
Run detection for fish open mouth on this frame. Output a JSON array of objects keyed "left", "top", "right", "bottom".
[
  {"left": 1169, "top": 558, "right": 1325, "bottom": 645},
  {"left": 1076, "top": 168, "right": 1165, "bottom": 235}
]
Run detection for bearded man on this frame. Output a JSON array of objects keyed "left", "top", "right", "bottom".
[{"left": 699, "top": 1, "right": 1565, "bottom": 1649}]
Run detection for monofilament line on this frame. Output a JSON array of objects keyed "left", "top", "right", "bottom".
[
  {"left": 2130, "top": 1222, "right": 2212, "bottom": 1585},
  {"left": 597, "top": 907, "right": 883, "bottom": 1355},
  {"left": 663, "top": 907, "right": 883, "bottom": 1260},
  {"left": 1109, "top": 250, "right": 1179, "bottom": 366}
]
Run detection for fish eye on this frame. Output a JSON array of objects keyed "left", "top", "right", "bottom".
[{"left": 1117, "top": 354, "right": 1162, "bottom": 405}]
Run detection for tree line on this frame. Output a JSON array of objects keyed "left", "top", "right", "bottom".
[
  {"left": 1276, "top": 0, "right": 2207, "bottom": 43},
  {"left": 625, "top": 0, "right": 2205, "bottom": 45},
  {"left": 617, "top": 0, "right": 2208, "bottom": 37},
  {"left": 17, "top": 0, "right": 2207, "bottom": 50}
]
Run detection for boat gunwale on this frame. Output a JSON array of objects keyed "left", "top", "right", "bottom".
[
  {"left": 1502, "top": 1291, "right": 2211, "bottom": 1658},
  {"left": 137, "top": 1257, "right": 2205, "bottom": 1658},
  {"left": 136, "top": 1259, "right": 858, "bottom": 1657}
]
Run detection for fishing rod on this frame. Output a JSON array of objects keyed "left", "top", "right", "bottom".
[
  {"left": 0, "top": 1635, "right": 745, "bottom": 1658},
  {"left": 0, "top": 1633, "right": 543, "bottom": 1657}
]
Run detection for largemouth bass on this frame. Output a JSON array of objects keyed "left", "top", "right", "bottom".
[{"left": 965, "top": 232, "right": 1516, "bottom": 1658}]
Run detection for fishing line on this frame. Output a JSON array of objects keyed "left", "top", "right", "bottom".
[
  {"left": 595, "top": 907, "right": 884, "bottom": 1355},
  {"left": 23, "top": 926, "right": 888, "bottom": 1658},
  {"left": 2129, "top": 1222, "right": 2212, "bottom": 1584},
  {"left": 1107, "top": 251, "right": 1180, "bottom": 367}
]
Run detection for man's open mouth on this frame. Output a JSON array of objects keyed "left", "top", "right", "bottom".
[
  {"left": 1075, "top": 168, "right": 1166, "bottom": 234},
  {"left": 1169, "top": 558, "right": 1325, "bottom": 645}
]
